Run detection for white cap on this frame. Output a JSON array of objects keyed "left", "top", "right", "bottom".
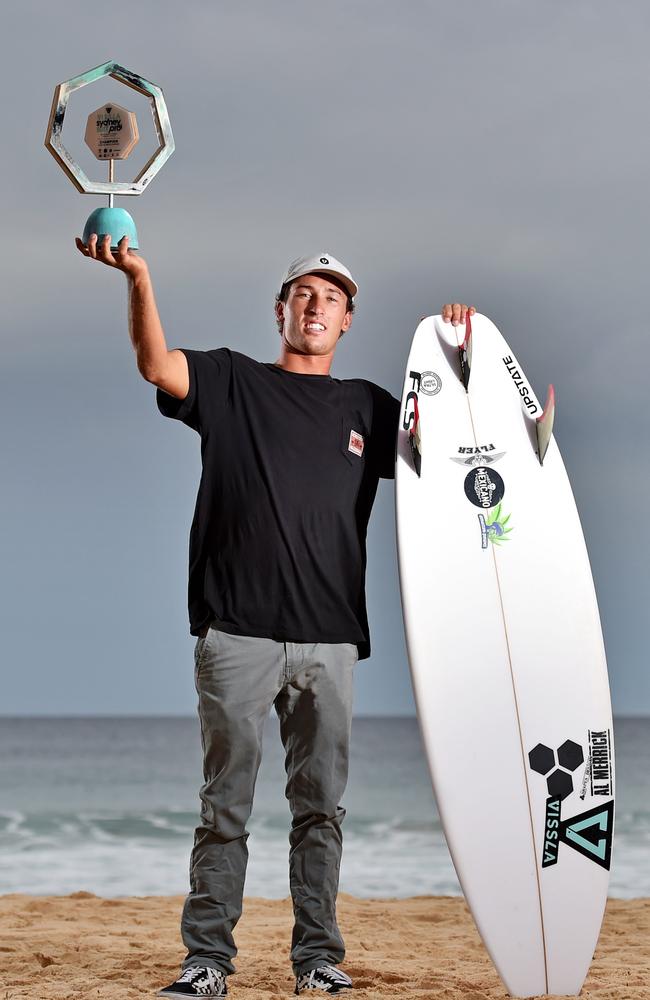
[{"left": 280, "top": 252, "right": 358, "bottom": 300}]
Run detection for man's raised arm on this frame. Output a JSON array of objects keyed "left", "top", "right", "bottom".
[{"left": 75, "top": 233, "right": 189, "bottom": 399}]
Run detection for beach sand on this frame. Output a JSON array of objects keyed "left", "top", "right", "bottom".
[{"left": 1, "top": 893, "right": 648, "bottom": 999}]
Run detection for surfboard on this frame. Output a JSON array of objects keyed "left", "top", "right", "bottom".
[{"left": 395, "top": 313, "right": 614, "bottom": 997}]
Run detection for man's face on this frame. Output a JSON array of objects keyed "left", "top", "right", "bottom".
[{"left": 276, "top": 273, "right": 353, "bottom": 357}]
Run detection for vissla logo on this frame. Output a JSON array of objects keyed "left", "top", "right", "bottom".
[
  {"left": 542, "top": 796, "right": 562, "bottom": 866},
  {"left": 320, "top": 257, "right": 329, "bottom": 264},
  {"left": 541, "top": 796, "right": 614, "bottom": 870},
  {"left": 420, "top": 371, "right": 442, "bottom": 396},
  {"left": 464, "top": 467, "right": 504, "bottom": 509}
]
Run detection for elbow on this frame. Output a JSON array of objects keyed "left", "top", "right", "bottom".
[
  {"left": 138, "top": 365, "right": 159, "bottom": 385},
  {"left": 137, "top": 356, "right": 162, "bottom": 385}
]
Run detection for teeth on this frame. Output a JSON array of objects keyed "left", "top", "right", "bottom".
[{"left": 307, "top": 323, "right": 325, "bottom": 331}]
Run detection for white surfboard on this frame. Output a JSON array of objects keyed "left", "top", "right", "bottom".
[{"left": 395, "top": 313, "right": 614, "bottom": 998}]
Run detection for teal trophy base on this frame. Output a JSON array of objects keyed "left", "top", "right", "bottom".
[{"left": 83, "top": 207, "right": 139, "bottom": 250}]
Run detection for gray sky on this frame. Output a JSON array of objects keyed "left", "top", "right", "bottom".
[{"left": 2, "top": 1, "right": 648, "bottom": 715}]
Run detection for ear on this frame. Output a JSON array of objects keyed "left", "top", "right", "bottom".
[
  {"left": 275, "top": 299, "right": 285, "bottom": 334},
  {"left": 338, "top": 310, "right": 353, "bottom": 338}
]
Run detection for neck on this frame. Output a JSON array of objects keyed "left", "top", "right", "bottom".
[{"left": 274, "top": 341, "right": 334, "bottom": 376}]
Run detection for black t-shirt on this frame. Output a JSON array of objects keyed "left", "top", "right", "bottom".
[{"left": 157, "top": 349, "right": 400, "bottom": 659}]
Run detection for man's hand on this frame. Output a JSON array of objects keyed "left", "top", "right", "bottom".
[
  {"left": 75, "top": 233, "right": 149, "bottom": 280},
  {"left": 441, "top": 303, "right": 476, "bottom": 326}
]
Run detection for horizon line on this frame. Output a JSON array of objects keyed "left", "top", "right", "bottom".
[{"left": 0, "top": 712, "right": 647, "bottom": 721}]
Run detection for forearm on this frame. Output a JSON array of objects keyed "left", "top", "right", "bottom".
[
  {"left": 76, "top": 233, "right": 188, "bottom": 397},
  {"left": 127, "top": 267, "right": 170, "bottom": 381}
]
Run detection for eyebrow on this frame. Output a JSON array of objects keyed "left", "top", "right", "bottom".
[{"left": 295, "top": 282, "right": 343, "bottom": 295}]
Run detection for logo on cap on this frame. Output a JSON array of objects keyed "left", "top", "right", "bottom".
[{"left": 320, "top": 257, "right": 329, "bottom": 264}]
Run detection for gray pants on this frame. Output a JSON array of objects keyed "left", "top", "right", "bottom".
[{"left": 181, "top": 628, "right": 358, "bottom": 977}]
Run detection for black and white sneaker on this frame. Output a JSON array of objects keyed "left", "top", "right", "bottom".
[
  {"left": 157, "top": 966, "right": 227, "bottom": 998},
  {"left": 295, "top": 965, "right": 353, "bottom": 994}
]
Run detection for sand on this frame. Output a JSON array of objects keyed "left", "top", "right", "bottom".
[{"left": 1, "top": 893, "right": 648, "bottom": 999}]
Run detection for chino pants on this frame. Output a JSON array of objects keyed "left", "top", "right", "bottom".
[{"left": 180, "top": 628, "right": 357, "bottom": 977}]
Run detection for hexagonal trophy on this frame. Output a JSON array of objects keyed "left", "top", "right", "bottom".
[{"left": 45, "top": 61, "right": 175, "bottom": 250}]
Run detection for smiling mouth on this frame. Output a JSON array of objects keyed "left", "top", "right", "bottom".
[{"left": 305, "top": 323, "right": 326, "bottom": 332}]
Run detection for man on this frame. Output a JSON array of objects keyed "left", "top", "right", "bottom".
[{"left": 75, "top": 234, "right": 473, "bottom": 997}]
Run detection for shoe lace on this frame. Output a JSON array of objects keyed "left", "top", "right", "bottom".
[{"left": 178, "top": 967, "right": 224, "bottom": 988}]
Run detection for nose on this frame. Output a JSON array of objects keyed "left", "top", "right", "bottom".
[{"left": 307, "top": 295, "right": 325, "bottom": 315}]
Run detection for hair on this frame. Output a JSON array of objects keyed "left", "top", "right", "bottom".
[{"left": 274, "top": 278, "right": 356, "bottom": 334}]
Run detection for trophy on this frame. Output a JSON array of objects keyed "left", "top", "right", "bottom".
[{"left": 45, "top": 61, "right": 174, "bottom": 250}]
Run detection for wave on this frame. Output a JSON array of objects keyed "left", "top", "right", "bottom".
[
  {"left": 1, "top": 717, "right": 647, "bottom": 898},
  {"left": 1, "top": 807, "right": 647, "bottom": 898}
]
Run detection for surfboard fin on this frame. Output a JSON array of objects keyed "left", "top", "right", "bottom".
[
  {"left": 458, "top": 312, "right": 472, "bottom": 391},
  {"left": 409, "top": 395, "right": 422, "bottom": 477},
  {"left": 536, "top": 384, "right": 555, "bottom": 465}
]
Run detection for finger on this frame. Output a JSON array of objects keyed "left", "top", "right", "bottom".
[
  {"left": 441, "top": 304, "right": 452, "bottom": 323},
  {"left": 116, "top": 235, "right": 130, "bottom": 264},
  {"left": 451, "top": 303, "right": 462, "bottom": 326},
  {"left": 75, "top": 237, "right": 91, "bottom": 257},
  {"left": 97, "top": 233, "right": 116, "bottom": 265},
  {"left": 87, "top": 233, "right": 99, "bottom": 259}
]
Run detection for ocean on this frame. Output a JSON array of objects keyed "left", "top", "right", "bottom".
[{"left": 0, "top": 716, "right": 647, "bottom": 898}]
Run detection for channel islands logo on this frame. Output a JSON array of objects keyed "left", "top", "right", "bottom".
[{"left": 529, "top": 740, "right": 584, "bottom": 801}]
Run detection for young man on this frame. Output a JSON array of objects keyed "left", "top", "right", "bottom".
[{"left": 75, "top": 234, "right": 472, "bottom": 997}]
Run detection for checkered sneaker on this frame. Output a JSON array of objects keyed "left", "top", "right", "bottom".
[
  {"left": 295, "top": 965, "right": 353, "bottom": 994},
  {"left": 157, "top": 966, "right": 227, "bottom": 998}
]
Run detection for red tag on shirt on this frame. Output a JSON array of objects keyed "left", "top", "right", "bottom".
[{"left": 348, "top": 430, "right": 364, "bottom": 457}]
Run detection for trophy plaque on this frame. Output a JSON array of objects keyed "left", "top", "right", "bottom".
[{"left": 45, "top": 61, "right": 175, "bottom": 250}]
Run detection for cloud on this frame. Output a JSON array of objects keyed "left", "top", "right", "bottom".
[{"left": 2, "top": 0, "right": 647, "bottom": 714}]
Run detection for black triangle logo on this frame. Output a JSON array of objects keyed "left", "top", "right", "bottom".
[{"left": 559, "top": 799, "right": 614, "bottom": 870}]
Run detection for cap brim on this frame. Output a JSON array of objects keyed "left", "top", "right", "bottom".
[{"left": 288, "top": 267, "right": 358, "bottom": 300}]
